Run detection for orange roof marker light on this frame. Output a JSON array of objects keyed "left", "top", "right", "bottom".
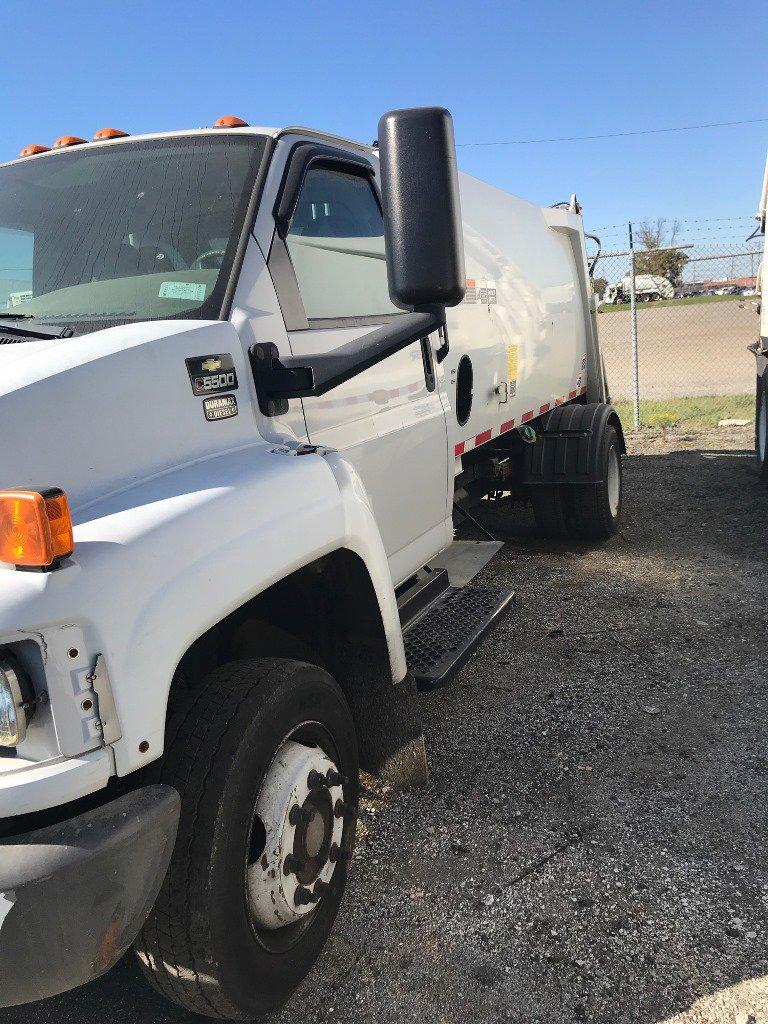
[
  {"left": 0, "top": 488, "right": 74, "bottom": 570},
  {"left": 214, "top": 116, "right": 249, "bottom": 128},
  {"left": 52, "top": 135, "right": 87, "bottom": 149},
  {"left": 19, "top": 144, "right": 50, "bottom": 158},
  {"left": 93, "top": 127, "right": 129, "bottom": 141}
]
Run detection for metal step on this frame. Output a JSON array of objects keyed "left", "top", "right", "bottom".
[
  {"left": 403, "top": 584, "right": 515, "bottom": 690},
  {"left": 397, "top": 567, "right": 451, "bottom": 629}
]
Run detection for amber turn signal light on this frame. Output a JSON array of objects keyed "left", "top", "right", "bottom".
[
  {"left": 214, "top": 116, "right": 248, "bottom": 128},
  {"left": 93, "top": 127, "right": 129, "bottom": 141},
  {"left": 53, "top": 135, "right": 87, "bottom": 149},
  {"left": 19, "top": 144, "right": 50, "bottom": 157},
  {"left": 0, "top": 489, "right": 74, "bottom": 569}
]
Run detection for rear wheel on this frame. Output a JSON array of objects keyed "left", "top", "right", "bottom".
[
  {"left": 530, "top": 408, "right": 624, "bottom": 541},
  {"left": 531, "top": 484, "right": 570, "bottom": 537},
  {"left": 134, "top": 658, "right": 358, "bottom": 1020},
  {"left": 570, "top": 424, "right": 623, "bottom": 539}
]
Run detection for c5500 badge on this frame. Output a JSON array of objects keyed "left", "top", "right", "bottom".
[
  {"left": 203, "top": 394, "right": 238, "bottom": 421},
  {"left": 186, "top": 353, "right": 238, "bottom": 396}
]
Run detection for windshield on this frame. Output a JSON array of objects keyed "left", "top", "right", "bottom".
[{"left": 0, "top": 133, "right": 267, "bottom": 334}]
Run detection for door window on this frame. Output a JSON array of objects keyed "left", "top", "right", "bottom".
[{"left": 285, "top": 166, "right": 399, "bottom": 320}]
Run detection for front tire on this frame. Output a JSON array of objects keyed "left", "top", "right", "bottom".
[{"left": 134, "top": 659, "right": 358, "bottom": 1020}]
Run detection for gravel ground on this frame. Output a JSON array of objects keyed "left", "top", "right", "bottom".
[
  {"left": 7, "top": 424, "right": 768, "bottom": 1024},
  {"left": 599, "top": 299, "right": 756, "bottom": 399}
]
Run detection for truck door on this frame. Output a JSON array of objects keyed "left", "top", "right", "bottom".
[{"left": 268, "top": 148, "right": 452, "bottom": 585}]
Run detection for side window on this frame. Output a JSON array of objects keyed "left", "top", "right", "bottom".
[{"left": 285, "top": 165, "right": 400, "bottom": 321}]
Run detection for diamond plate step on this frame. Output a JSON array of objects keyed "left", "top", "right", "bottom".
[{"left": 403, "top": 584, "right": 515, "bottom": 690}]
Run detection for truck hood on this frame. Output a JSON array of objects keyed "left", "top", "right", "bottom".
[
  {"left": 0, "top": 319, "right": 259, "bottom": 517},
  {"left": 0, "top": 334, "right": 72, "bottom": 371}
]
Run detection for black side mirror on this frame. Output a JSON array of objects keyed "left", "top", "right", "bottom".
[{"left": 377, "top": 107, "right": 466, "bottom": 312}]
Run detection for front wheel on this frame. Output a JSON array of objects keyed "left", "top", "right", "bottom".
[{"left": 134, "top": 659, "right": 359, "bottom": 1020}]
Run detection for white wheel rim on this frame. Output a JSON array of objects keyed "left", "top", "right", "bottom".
[
  {"left": 247, "top": 739, "right": 345, "bottom": 930},
  {"left": 759, "top": 392, "right": 767, "bottom": 465},
  {"left": 607, "top": 445, "right": 621, "bottom": 518}
]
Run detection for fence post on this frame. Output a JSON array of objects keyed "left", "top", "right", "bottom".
[{"left": 628, "top": 221, "right": 640, "bottom": 430}]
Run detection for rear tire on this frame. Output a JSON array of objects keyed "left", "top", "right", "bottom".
[
  {"left": 529, "top": 406, "right": 624, "bottom": 541},
  {"left": 531, "top": 484, "right": 570, "bottom": 537},
  {"left": 570, "top": 424, "right": 623, "bottom": 539},
  {"left": 134, "top": 658, "right": 358, "bottom": 1020}
]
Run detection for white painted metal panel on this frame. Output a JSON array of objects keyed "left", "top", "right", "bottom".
[
  {"left": 445, "top": 173, "right": 588, "bottom": 457},
  {"left": 289, "top": 325, "right": 452, "bottom": 586}
]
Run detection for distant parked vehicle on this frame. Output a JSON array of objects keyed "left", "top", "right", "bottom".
[{"left": 604, "top": 273, "right": 675, "bottom": 304}]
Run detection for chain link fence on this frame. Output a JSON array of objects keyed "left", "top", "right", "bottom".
[{"left": 591, "top": 218, "right": 760, "bottom": 430}]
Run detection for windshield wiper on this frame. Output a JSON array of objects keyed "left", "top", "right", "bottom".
[
  {"left": 0, "top": 318, "right": 74, "bottom": 340},
  {"left": 0, "top": 312, "right": 36, "bottom": 320}
]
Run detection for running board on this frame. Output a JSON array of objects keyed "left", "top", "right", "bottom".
[{"left": 403, "top": 584, "right": 515, "bottom": 690}]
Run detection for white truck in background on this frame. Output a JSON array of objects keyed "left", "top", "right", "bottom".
[
  {"left": 0, "top": 107, "right": 624, "bottom": 1018},
  {"left": 604, "top": 273, "right": 675, "bottom": 304},
  {"left": 751, "top": 149, "right": 768, "bottom": 477}
]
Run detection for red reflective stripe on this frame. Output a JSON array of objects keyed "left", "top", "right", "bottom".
[
  {"left": 555, "top": 396, "right": 564, "bottom": 406},
  {"left": 455, "top": 441, "right": 466, "bottom": 457},
  {"left": 521, "top": 410, "right": 534, "bottom": 423},
  {"left": 568, "top": 390, "right": 577, "bottom": 399},
  {"left": 501, "top": 419, "right": 515, "bottom": 432},
  {"left": 540, "top": 403, "right": 550, "bottom": 414},
  {"left": 580, "top": 385, "right": 588, "bottom": 394},
  {"left": 475, "top": 429, "right": 492, "bottom": 446}
]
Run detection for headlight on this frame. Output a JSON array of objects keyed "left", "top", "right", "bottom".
[{"left": 0, "top": 655, "right": 34, "bottom": 747}]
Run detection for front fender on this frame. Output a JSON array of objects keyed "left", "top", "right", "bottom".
[{"left": 0, "top": 443, "right": 404, "bottom": 783}]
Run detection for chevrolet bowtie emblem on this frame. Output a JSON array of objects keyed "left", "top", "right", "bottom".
[{"left": 201, "top": 358, "right": 221, "bottom": 372}]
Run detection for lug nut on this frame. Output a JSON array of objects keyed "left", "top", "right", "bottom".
[
  {"left": 307, "top": 769, "right": 325, "bottom": 789},
  {"left": 289, "top": 804, "right": 313, "bottom": 826},
  {"left": 313, "top": 879, "right": 329, "bottom": 898},
  {"left": 329, "top": 843, "right": 351, "bottom": 864},
  {"left": 325, "top": 769, "right": 345, "bottom": 787},
  {"left": 334, "top": 799, "right": 353, "bottom": 819},
  {"left": 294, "top": 885, "right": 320, "bottom": 906},
  {"left": 283, "top": 854, "right": 302, "bottom": 876}
]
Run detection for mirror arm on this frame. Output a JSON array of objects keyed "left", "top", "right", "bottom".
[
  {"left": 250, "top": 308, "right": 445, "bottom": 417},
  {"left": 434, "top": 323, "right": 450, "bottom": 363}
]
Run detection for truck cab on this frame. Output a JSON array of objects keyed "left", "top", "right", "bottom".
[{"left": 0, "top": 108, "right": 623, "bottom": 1018}]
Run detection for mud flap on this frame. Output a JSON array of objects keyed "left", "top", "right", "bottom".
[
  {"left": 339, "top": 648, "right": 429, "bottom": 790},
  {"left": 523, "top": 402, "right": 626, "bottom": 487}
]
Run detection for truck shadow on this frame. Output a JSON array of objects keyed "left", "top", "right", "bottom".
[{"left": 5, "top": 442, "right": 768, "bottom": 1024}]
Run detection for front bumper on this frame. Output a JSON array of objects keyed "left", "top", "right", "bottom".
[{"left": 0, "top": 784, "right": 179, "bottom": 1008}]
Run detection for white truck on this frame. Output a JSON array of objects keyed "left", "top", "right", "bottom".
[
  {"left": 751, "top": 149, "right": 768, "bottom": 478},
  {"left": 604, "top": 273, "right": 674, "bottom": 304},
  {"left": 0, "top": 107, "right": 624, "bottom": 1018}
]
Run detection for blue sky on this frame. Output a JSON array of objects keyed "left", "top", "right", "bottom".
[{"left": 3, "top": 0, "right": 766, "bottom": 242}]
